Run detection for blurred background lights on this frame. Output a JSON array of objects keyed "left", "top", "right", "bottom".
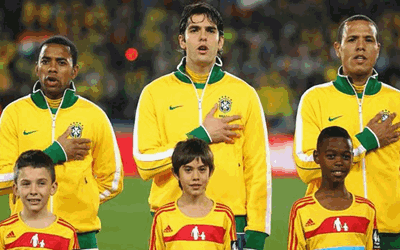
[{"left": 125, "top": 48, "right": 138, "bottom": 61}]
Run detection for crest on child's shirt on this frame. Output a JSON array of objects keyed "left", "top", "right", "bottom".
[
  {"left": 381, "top": 109, "right": 390, "bottom": 122},
  {"left": 333, "top": 217, "right": 348, "bottom": 232},
  {"left": 30, "top": 233, "right": 45, "bottom": 248},
  {"left": 191, "top": 226, "right": 206, "bottom": 240},
  {"left": 218, "top": 96, "right": 232, "bottom": 113},
  {"left": 70, "top": 122, "right": 83, "bottom": 138}
]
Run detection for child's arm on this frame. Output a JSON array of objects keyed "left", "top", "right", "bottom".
[
  {"left": 223, "top": 207, "right": 238, "bottom": 250},
  {"left": 149, "top": 214, "right": 165, "bottom": 250},
  {"left": 287, "top": 204, "right": 307, "bottom": 250},
  {"left": 367, "top": 209, "right": 380, "bottom": 250},
  {"left": 69, "top": 230, "right": 80, "bottom": 250}
]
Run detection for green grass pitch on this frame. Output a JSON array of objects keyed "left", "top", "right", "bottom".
[{"left": 0, "top": 177, "right": 307, "bottom": 249}]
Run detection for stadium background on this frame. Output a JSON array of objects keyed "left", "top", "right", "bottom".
[{"left": 0, "top": 0, "right": 399, "bottom": 249}]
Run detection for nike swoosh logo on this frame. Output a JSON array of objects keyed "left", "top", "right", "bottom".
[
  {"left": 169, "top": 105, "right": 183, "bottom": 110},
  {"left": 328, "top": 116, "right": 343, "bottom": 122},
  {"left": 23, "top": 130, "right": 37, "bottom": 135}
]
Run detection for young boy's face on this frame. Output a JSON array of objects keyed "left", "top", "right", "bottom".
[
  {"left": 176, "top": 157, "right": 212, "bottom": 197},
  {"left": 13, "top": 166, "right": 57, "bottom": 214},
  {"left": 314, "top": 137, "right": 353, "bottom": 183}
]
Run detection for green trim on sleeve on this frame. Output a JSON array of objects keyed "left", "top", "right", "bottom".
[
  {"left": 245, "top": 230, "right": 268, "bottom": 250},
  {"left": 186, "top": 126, "right": 211, "bottom": 143},
  {"left": 355, "top": 127, "right": 379, "bottom": 151},
  {"left": 43, "top": 142, "right": 67, "bottom": 164}
]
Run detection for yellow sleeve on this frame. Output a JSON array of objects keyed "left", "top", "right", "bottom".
[
  {"left": 91, "top": 108, "right": 124, "bottom": 204},
  {"left": 242, "top": 88, "right": 271, "bottom": 246},
  {"left": 149, "top": 213, "right": 165, "bottom": 250},
  {"left": 133, "top": 85, "right": 188, "bottom": 181},
  {"left": 287, "top": 204, "right": 306, "bottom": 250},
  {"left": 367, "top": 208, "right": 380, "bottom": 250},
  {"left": 293, "top": 89, "right": 367, "bottom": 192},
  {"left": 0, "top": 105, "right": 19, "bottom": 194},
  {"left": 0, "top": 226, "right": 5, "bottom": 249},
  {"left": 69, "top": 230, "right": 80, "bottom": 250},
  {"left": 224, "top": 208, "right": 238, "bottom": 250}
]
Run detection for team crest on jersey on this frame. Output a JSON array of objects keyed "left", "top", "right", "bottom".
[
  {"left": 70, "top": 122, "right": 83, "bottom": 138},
  {"left": 333, "top": 218, "right": 348, "bottom": 232},
  {"left": 31, "top": 233, "right": 45, "bottom": 247},
  {"left": 381, "top": 109, "right": 390, "bottom": 122},
  {"left": 191, "top": 226, "right": 206, "bottom": 240},
  {"left": 219, "top": 96, "right": 232, "bottom": 113}
]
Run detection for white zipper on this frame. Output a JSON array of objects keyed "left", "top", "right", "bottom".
[
  {"left": 177, "top": 57, "right": 218, "bottom": 125},
  {"left": 347, "top": 76, "right": 368, "bottom": 198}
]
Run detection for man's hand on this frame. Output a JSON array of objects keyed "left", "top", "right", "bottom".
[
  {"left": 57, "top": 126, "right": 91, "bottom": 161},
  {"left": 366, "top": 112, "right": 400, "bottom": 148},
  {"left": 202, "top": 104, "right": 243, "bottom": 144}
]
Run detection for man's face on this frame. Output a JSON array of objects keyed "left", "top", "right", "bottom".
[
  {"left": 314, "top": 137, "right": 353, "bottom": 184},
  {"left": 35, "top": 44, "right": 78, "bottom": 99},
  {"left": 13, "top": 166, "right": 57, "bottom": 214},
  {"left": 178, "top": 14, "right": 224, "bottom": 68},
  {"left": 334, "top": 20, "right": 380, "bottom": 79},
  {"left": 176, "top": 158, "right": 212, "bottom": 197}
]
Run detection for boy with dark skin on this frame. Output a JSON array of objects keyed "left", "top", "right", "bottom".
[{"left": 288, "top": 126, "right": 380, "bottom": 250}]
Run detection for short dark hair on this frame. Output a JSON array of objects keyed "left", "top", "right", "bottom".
[
  {"left": 337, "top": 15, "right": 379, "bottom": 44},
  {"left": 316, "top": 126, "right": 352, "bottom": 152},
  {"left": 179, "top": 2, "right": 224, "bottom": 56},
  {"left": 14, "top": 150, "right": 56, "bottom": 183},
  {"left": 172, "top": 138, "right": 214, "bottom": 189},
  {"left": 37, "top": 35, "right": 78, "bottom": 67}
]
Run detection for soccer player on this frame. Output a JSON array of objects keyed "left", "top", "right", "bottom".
[
  {"left": 294, "top": 15, "right": 400, "bottom": 249},
  {"left": 0, "top": 35, "right": 123, "bottom": 249},
  {"left": 134, "top": 3, "right": 271, "bottom": 249},
  {"left": 288, "top": 126, "right": 380, "bottom": 250},
  {"left": 0, "top": 150, "right": 79, "bottom": 250},
  {"left": 149, "top": 138, "right": 237, "bottom": 250}
]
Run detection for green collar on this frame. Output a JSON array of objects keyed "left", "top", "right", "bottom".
[
  {"left": 173, "top": 57, "right": 225, "bottom": 89},
  {"left": 30, "top": 81, "right": 79, "bottom": 113},
  {"left": 333, "top": 66, "right": 381, "bottom": 97}
]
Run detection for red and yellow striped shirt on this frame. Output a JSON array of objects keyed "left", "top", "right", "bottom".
[{"left": 0, "top": 213, "right": 79, "bottom": 250}]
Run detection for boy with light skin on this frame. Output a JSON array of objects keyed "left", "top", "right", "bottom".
[
  {"left": 288, "top": 126, "right": 380, "bottom": 250},
  {"left": 149, "top": 138, "right": 237, "bottom": 250},
  {"left": 0, "top": 150, "right": 79, "bottom": 250}
]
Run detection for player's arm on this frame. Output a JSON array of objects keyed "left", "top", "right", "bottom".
[
  {"left": 242, "top": 88, "right": 271, "bottom": 250},
  {"left": 287, "top": 203, "right": 306, "bottom": 250},
  {"left": 133, "top": 86, "right": 205, "bottom": 181},
  {"left": 91, "top": 109, "right": 124, "bottom": 204},
  {"left": 293, "top": 90, "right": 370, "bottom": 185},
  {"left": 0, "top": 105, "right": 20, "bottom": 194},
  {"left": 149, "top": 212, "right": 165, "bottom": 250}
]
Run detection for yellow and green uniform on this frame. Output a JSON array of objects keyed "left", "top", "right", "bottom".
[
  {"left": 134, "top": 57, "right": 271, "bottom": 250},
  {"left": 294, "top": 67, "right": 400, "bottom": 237},
  {"left": 149, "top": 200, "right": 237, "bottom": 250},
  {"left": 0, "top": 81, "right": 124, "bottom": 234},
  {"left": 0, "top": 213, "right": 80, "bottom": 250},
  {"left": 288, "top": 194, "right": 380, "bottom": 250}
]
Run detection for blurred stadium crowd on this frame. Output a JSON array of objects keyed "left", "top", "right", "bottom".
[{"left": 0, "top": 0, "right": 400, "bottom": 134}]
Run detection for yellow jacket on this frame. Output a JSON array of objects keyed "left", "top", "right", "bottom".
[
  {"left": 133, "top": 58, "right": 271, "bottom": 249},
  {"left": 0, "top": 81, "right": 123, "bottom": 233},
  {"left": 294, "top": 67, "right": 400, "bottom": 233}
]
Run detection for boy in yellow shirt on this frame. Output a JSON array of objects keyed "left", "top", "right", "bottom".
[
  {"left": 0, "top": 150, "right": 79, "bottom": 250},
  {"left": 288, "top": 126, "right": 380, "bottom": 250},
  {"left": 150, "top": 138, "right": 237, "bottom": 250}
]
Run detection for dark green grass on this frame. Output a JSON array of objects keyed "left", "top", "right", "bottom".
[{"left": 0, "top": 178, "right": 306, "bottom": 249}]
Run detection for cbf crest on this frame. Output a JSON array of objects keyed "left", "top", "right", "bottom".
[
  {"left": 381, "top": 109, "right": 390, "bottom": 122},
  {"left": 218, "top": 96, "right": 232, "bottom": 113},
  {"left": 70, "top": 122, "right": 83, "bottom": 138}
]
